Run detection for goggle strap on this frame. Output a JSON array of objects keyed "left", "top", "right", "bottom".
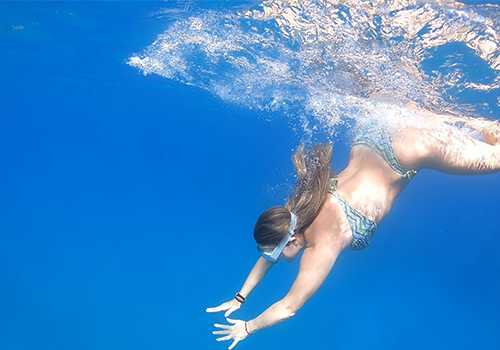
[{"left": 268, "top": 212, "right": 298, "bottom": 261}]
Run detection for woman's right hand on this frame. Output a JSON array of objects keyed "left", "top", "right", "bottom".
[{"left": 206, "top": 299, "right": 242, "bottom": 317}]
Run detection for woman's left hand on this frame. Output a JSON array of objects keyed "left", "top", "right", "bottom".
[{"left": 212, "top": 318, "right": 250, "bottom": 350}]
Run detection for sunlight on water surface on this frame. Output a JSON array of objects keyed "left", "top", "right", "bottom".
[{"left": 128, "top": 0, "right": 500, "bottom": 138}]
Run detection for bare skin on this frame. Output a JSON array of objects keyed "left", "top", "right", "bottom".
[{"left": 207, "top": 108, "right": 500, "bottom": 350}]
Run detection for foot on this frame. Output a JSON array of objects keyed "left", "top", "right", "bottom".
[{"left": 482, "top": 126, "right": 500, "bottom": 146}]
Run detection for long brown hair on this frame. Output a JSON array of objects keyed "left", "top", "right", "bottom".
[{"left": 254, "top": 143, "right": 333, "bottom": 245}]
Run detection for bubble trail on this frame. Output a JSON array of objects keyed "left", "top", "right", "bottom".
[{"left": 129, "top": 0, "right": 500, "bottom": 138}]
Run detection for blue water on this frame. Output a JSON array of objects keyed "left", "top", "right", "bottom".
[{"left": 1, "top": 1, "right": 500, "bottom": 350}]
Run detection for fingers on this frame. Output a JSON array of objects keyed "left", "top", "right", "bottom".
[
  {"left": 208, "top": 299, "right": 243, "bottom": 315},
  {"left": 206, "top": 300, "right": 236, "bottom": 313},
  {"left": 216, "top": 335, "right": 231, "bottom": 342},
  {"left": 214, "top": 323, "right": 232, "bottom": 330},
  {"left": 208, "top": 302, "right": 244, "bottom": 350},
  {"left": 228, "top": 339, "right": 240, "bottom": 350},
  {"left": 206, "top": 307, "right": 220, "bottom": 313},
  {"left": 206, "top": 304, "right": 227, "bottom": 313},
  {"left": 225, "top": 301, "right": 241, "bottom": 317},
  {"left": 224, "top": 306, "right": 236, "bottom": 317}
]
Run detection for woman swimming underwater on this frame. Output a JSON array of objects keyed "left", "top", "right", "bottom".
[{"left": 206, "top": 106, "right": 500, "bottom": 349}]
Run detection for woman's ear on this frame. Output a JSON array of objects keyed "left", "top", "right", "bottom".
[{"left": 290, "top": 236, "right": 301, "bottom": 247}]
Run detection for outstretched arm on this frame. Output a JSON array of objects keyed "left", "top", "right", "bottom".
[
  {"left": 213, "top": 244, "right": 340, "bottom": 349},
  {"left": 247, "top": 245, "right": 339, "bottom": 332},
  {"left": 239, "top": 257, "right": 275, "bottom": 298},
  {"left": 206, "top": 257, "right": 275, "bottom": 317}
]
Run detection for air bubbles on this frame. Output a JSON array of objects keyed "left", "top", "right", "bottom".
[
  {"left": 129, "top": 0, "right": 500, "bottom": 138},
  {"left": 9, "top": 25, "right": 25, "bottom": 31}
]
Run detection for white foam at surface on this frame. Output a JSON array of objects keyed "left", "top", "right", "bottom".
[{"left": 128, "top": 0, "right": 500, "bottom": 139}]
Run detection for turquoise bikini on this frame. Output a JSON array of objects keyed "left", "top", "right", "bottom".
[
  {"left": 353, "top": 132, "right": 417, "bottom": 180},
  {"left": 330, "top": 131, "right": 418, "bottom": 250}
]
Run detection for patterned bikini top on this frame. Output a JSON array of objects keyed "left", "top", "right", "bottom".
[{"left": 329, "top": 178, "right": 377, "bottom": 250}]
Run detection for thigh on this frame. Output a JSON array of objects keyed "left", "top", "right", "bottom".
[{"left": 392, "top": 125, "right": 500, "bottom": 175}]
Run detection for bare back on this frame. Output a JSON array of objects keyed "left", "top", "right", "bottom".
[
  {"left": 334, "top": 145, "right": 410, "bottom": 224},
  {"left": 305, "top": 114, "right": 500, "bottom": 250},
  {"left": 304, "top": 144, "right": 410, "bottom": 251}
]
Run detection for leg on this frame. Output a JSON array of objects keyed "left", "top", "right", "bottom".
[
  {"left": 403, "top": 102, "right": 500, "bottom": 146},
  {"left": 435, "top": 113, "right": 500, "bottom": 147},
  {"left": 393, "top": 122, "right": 500, "bottom": 176}
]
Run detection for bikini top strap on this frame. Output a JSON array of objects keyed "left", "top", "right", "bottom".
[
  {"left": 403, "top": 169, "right": 418, "bottom": 180},
  {"left": 329, "top": 178, "right": 338, "bottom": 192}
]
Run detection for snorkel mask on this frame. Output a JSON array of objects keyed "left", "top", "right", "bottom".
[{"left": 257, "top": 212, "right": 297, "bottom": 263}]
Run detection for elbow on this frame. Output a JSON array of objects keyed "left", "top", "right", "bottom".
[
  {"left": 280, "top": 301, "right": 299, "bottom": 320},
  {"left": 286, "top": 303, "right": 298, "bottom": 318},
  {"left": 278, "top": 308, "right": 296, "bottom": 322}
]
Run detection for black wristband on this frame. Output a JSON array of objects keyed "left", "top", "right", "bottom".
[{"left": 234, "top": 293, "right": 246, "bottom": 303}]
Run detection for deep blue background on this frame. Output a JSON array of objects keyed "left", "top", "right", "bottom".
[{"left": 1, "top": 2, "right": 499, "bottom": 350}]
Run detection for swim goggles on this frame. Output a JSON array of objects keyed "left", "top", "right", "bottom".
[{"left": 257, "top": 212, "right": 297, "bottom": 263}]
